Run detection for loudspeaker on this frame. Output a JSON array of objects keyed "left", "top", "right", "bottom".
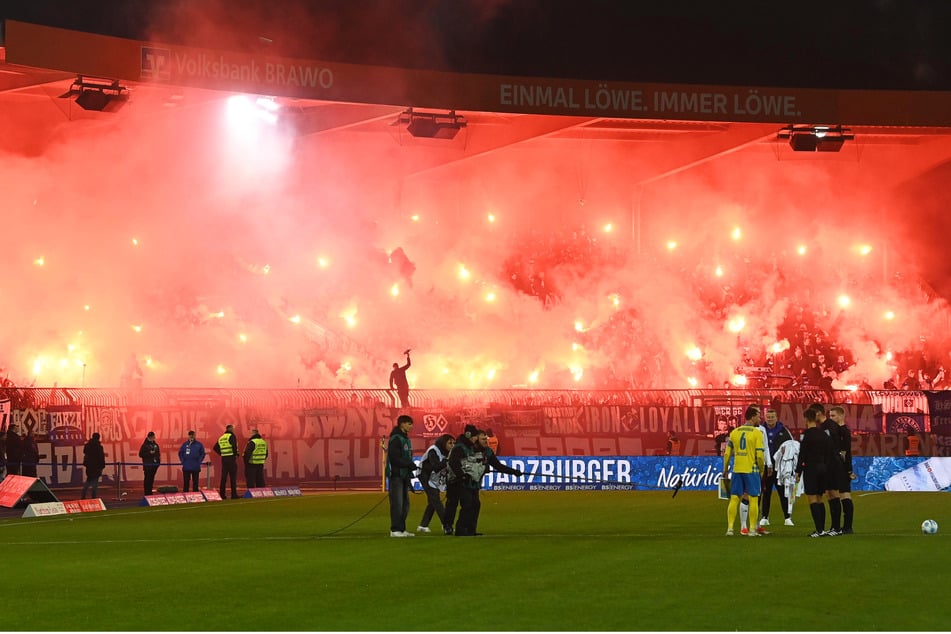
[
  {"left": 816, "top": 137, "right": 845, "bottom": 152},
  {"left": 788, "top": 132, "right": 818, "bottom": 152},
  {"left": 75, "top": 89, "right": 111, "bottom": 111}
]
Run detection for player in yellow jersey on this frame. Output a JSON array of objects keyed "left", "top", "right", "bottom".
[{"left": 722, "top": 405, "right": 766, "bottom": 536}]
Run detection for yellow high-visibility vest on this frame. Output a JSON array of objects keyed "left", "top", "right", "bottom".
[
  {"left": 249, "top": 438, "right": 267, "bottom": 464},
  {"left": 217, "top": 433, "right": 235, "bottom": 457}
]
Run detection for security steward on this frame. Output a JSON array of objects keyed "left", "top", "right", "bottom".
[
  {"left": 213, "top": 424, "right": 240, "bottom": 499},
  {"left": 244, "top": 429, "right": 268, "bottom": 490}
]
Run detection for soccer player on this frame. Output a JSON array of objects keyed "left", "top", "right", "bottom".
[
  {"left": 828, "top": 406, "right": 856, "bottom": 534},
  {"left": 721, "top": 405, "right": 766, "bottom": 536},
  {"left": 795, "top": 407, "right": 835, "bottom": 537}
]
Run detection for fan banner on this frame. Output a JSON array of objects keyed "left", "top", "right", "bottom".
[
  {"left": 884, "top": 413, "right": 927, "bottom": 433},
  {"left": 3, "top": 402, "right": 947, "bottom": 487},
  {"left": 924, "top": 391, "right": 951, "bottom": 457},
  {"left": 0, "top": 399, "right": 10, "bottom": 430}
]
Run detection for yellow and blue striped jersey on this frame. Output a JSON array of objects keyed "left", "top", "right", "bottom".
[{"left": 722, "top": 424, "right": 765, "bottom": 474}]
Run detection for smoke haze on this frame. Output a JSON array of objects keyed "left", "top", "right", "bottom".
[{"left": 3, "top": 5, "right": 951, "bottom": 390}]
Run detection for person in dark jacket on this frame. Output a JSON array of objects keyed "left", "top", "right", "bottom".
[
  {"left": 138, "top": 431, "right": 161, "bottom": 496},
  {"left": 759, "top": 408, "right": 794, "bottom": 527},
  {"left": 443, "top": 428, "right": 470, "bottom": 536},
  {"left": 213, "top": 424, "right": 239, "bottom": 499},
  {"left": 828, "top": 406, "right": 857, "bottom": 534},
  {"left": 447, "top": 425, "right": 523, "bottom": 537},
  {"left": 178, "top": 430, "right": 206, "bottom": 493},
  {"left": 416, "top": 433, "right": 455, "bottom": 534},
  {"left": 19, "top": 430, "right": 40, "bottom": 477},
  {"left": 5, "top": 424, "right": 21, "bottom": 477},
  {"left": 242, "top": 429, "right": 268, "bottom": 490},
  {"left": 82, "top": 433, "right": 107, "bottom": 499},
  {"left": 386, "top": 414, "right": 418, "bottom": 537},
  {"left": 796, "top": 408, "right": 835, "bottom": 537}
]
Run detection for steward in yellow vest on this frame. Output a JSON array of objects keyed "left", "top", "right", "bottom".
[
  {"left": 213, "top": 424, "right": 239, "bottom": 499},
  {"left": 243, "top": 429, "right": 268, "bottom": 490}
]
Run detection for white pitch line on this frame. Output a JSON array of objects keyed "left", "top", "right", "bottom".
[
  {"left": 0, "top": 534, "right": 376, "bottom": 545},
  {"left": 0, "top": 529, "right": 937, "bottom": 545}
]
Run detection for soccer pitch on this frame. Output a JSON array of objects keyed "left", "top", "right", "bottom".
[{"left": 3, "top": 490, "right": 947, "bottom": 631}]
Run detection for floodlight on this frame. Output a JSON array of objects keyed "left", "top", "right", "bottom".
[
  {"left": 70, "top": 75, "right": 128, "bottom": 112},
  {"left": 777, "top": 124, "right": 853, "bottom": 152},
  {"left": 397, "top": 108, "right": 467, "bottom": 139}
]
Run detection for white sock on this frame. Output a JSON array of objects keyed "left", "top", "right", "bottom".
[{"left": 739, "top": 500, "right": 749, "bottom": 530}]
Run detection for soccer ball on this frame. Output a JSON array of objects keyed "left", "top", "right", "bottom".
[{"left": 921, "top": 519, "right": 939, "bottom": 534}]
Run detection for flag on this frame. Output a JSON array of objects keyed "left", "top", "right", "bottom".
[{"left": 0, "top": 399, "right": 9, "bottom": 432}]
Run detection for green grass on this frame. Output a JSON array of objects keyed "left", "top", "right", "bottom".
[{"left": 3, "top": 490, "right": 948, "bottom": 631}]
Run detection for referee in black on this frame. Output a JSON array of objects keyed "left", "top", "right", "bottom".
[
  {"left": 828, "top": 406, "right": 856, "bottom": 533},
  {"left": 796, "top": 407, "right": 835, "bottom": 537},
  {"left": 812, "top": 403, "right": 845, "bottom": 535}
]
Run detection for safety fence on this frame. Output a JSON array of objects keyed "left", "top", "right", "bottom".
[{"left": 0, "top": 386, "right": 931, "bottom": 409}]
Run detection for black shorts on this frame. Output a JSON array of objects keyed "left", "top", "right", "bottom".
[
  {"left": 837, "top": 464, "right": 852, "bottom": 493},
  {"left": 825, "top": 459, "right": 847, "bottom": 493},
  {"left": 801, "top": 463, "right": 828, "bottom": 496}
]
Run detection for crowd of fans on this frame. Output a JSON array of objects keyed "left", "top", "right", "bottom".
[
  {"left": 5, "top": 219, "right": 950, "bottom": 394},
  {"left": 499, "top": 222, "right": 951, "bottom": 391}
]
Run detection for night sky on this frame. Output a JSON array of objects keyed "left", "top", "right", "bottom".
[{"left": 3, "top": 0, "right": 951, "bottom": 90}]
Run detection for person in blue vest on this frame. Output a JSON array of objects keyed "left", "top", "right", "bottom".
[
  {"left": 386, "top": 414, "right": 418, "bottom": 537},
  {"left": 178, "top": 430, "right": 206, "bottom": 493},
  {"left": 243, "top": 429, "right": 268, "bottom": 490},
  {"left": 138, "top": 431, "right": 161, "bottom": 496},
  {"left": 213, "top": 424, "right": 240, "bottom": 499}
]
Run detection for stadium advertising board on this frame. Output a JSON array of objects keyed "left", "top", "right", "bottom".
[{"left": 477, "top": 456, "right": 951, "bottom": 492}]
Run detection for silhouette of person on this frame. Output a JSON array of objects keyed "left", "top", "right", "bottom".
[
  {"left": 120, "top": 353, "right": 144, "bottom": 390},
  {"left": 82, "top": 433, "right": 106, "bottom": 499},
  {"left": 389, "top": 350, "right": 412, "bottom": 409}
]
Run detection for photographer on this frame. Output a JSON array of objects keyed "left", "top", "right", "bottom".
[{"left": 447, "top": 425, "right": 523, "bottom": 537}]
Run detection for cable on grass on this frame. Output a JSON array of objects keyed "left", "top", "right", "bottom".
[{"left": 318, "top": 493, "right": 389, "bottom": 537}]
